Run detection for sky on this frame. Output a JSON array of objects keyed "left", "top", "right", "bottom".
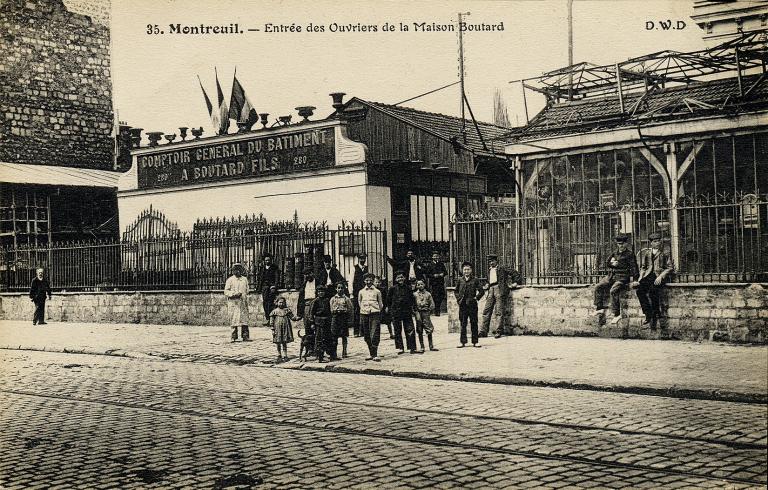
[{"left": 111, "top": 0, "right": 706, "bottom": 135}]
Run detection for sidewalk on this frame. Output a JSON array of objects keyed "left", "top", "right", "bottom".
[{"left": 1, "top": 317, "right": 766, "bottom": 403}]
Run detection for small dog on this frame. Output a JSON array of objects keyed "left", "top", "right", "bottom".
[{"left": 297, "top": 324, "right": 316, "bottom": 361}]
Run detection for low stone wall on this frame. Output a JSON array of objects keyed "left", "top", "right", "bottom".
[
  {"left": 447, "top": 283, "right": 768, "bottom": 343},
  {"left": 0, "top": 290, "right": 299, "bottom": 326}
]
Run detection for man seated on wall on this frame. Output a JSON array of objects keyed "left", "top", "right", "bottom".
[
  {"left": 633, "top": 232, "right": 674, "bottom": 330},
  {"left": 592, "top": 233, "right": 639, "bottom": 325}
]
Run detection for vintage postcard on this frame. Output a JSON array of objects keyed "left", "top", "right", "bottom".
[{"left": 0, "top": 0, "right": 766, "bottom": 488}]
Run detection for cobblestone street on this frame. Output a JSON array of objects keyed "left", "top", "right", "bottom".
[
  {"left": 1, "top": 320, "right": 766, "bottom": 402},
  {"left": 0, "top": 349, "right": 766, "bottom": 489}
]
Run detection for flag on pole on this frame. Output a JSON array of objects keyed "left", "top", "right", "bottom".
[
  {"left": 215, "top": 68, "right": 230, "bottom": 135},
  {"left": 229, "top": 69, "right": 258, "bottom": 130},
  {"left": 198, "top": 75, "right": 217, "bottom": 131}
]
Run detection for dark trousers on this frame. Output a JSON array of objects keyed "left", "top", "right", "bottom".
[
  {"left": 636, "top": 273, "right": 662, "bottom": 322},
  {"left": 432, "top": 288, "right": 445, "bottom": 316},
  {"left": 231, "top": 325, "right": 250, "bottom": 341},
  {"left": 392, "top": 315, "right": 416, "bottom": 352},
  {"left": 262, "top": 287, "right": 277, "bottom": 321},
  {"left": 352, "top": 298, "right": 361, "bottom": 335},
  {"left": 594, "top": 274, "right": 630, "bottom": 316},
  {"left": 459, "top": 303, "right": 479, "bottom": 345},
  {"left": 314, "top": 316, "right": 336, "bottom": 360},
  {"left": 360, "top": 312, "right": 381, "bottom": 357},
  {"left": 32, "top": 299, "right": 46, "bottom": 324}
]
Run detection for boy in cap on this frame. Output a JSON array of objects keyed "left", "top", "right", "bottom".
[
  {"left": 330, "top": 281, "right": 354, "bottom": 358},
  {"left": 634, "top": 232, "right": 674, "bottom": 329},
  {"left": 358, "top": 272, "right": 384, "bottom": 361},
  {"left": 592, "top": 233, "right": 639, "bottom": 324},
  {"left": 224, "top": 263, "right": 250, "bottom": 342},
  {"left": 413, "top": 279, "right": 438, "bottom": 352},
  {"left": 388, "top": 270, "right": 419, "bottom": 354},
  {"left": 310, "top": 285, "right": 336, "bottom": 362}
]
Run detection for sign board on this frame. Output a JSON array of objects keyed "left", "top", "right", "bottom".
[{"left": 136, "top": 128, "right": 335, "bottom": 189}]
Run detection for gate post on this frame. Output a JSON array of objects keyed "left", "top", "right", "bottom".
[
  {"left": 665, "top": 142, "right": 681, "bottom": 268},
  {"left": 448, "top": 220, "right": 455, "bottom": 285}
]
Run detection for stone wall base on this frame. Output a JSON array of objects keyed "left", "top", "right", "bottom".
[
  {"left": 0, "top": 290, "right": 299, "bottom": 326},
  {"left": 447, "top": 283, "right": 767, "bottom": 344}
]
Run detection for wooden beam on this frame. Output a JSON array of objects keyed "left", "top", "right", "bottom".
[
  {"left": 676, "top": 141, "right": 705, "bottom": 181},
  {"left": 639, "top": 147, "right": 671, "bottom": 200}
]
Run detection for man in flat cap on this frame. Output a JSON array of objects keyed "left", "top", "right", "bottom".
[
  {"left": 592, "top": 233, "right": 639, "bottom": 324},
  {"left": 255, "top": 253, "right": 281, "bottom": 326},
  {"left": 634, "top": 232, "right": 674, "bottom": 329},
  {"left": 224, "top": 263, "right": 250, "bottom": 342},
  {"left": 351, "top": 253, "right": 368, "bottom": 336},
  {"left": 480, "top": 254, "right": 522, "bottom": 338}
]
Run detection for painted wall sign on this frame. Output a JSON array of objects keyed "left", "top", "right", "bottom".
[{"left": 136, "top": 128, "right": 335, "bottom": 189}]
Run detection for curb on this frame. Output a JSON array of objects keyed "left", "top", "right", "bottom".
[
  {"left": 289, "top": 364, "right": 768, "bottom": 405},
  {"left": 2, "top": 344, "right": 766, "bottom": 405}
]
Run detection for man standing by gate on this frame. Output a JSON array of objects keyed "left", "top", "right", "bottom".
[
  {"left": 351, "top": 253, "right": 368, "bottom": 336},
  {"left": 426, "top": 251, "right": 448, "bottom": 316},
  {"left": 256, "top": 253, "right": 281, "bottom": 326},
  {"left": 480, "top": 254, "right": 522, "bottom": 338}
]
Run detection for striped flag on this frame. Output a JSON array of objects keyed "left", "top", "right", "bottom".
[
  {"left": 229, "top": 70, "right": 258, "bottom": 130},
  {"left": 198, "top": 75, "right": 217, "bottom": 131},
  {"left": 215, "top": 68, "right": 230, "bottom": 135}
]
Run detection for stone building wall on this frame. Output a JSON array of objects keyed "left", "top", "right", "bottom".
[
  {"left": 447, "top": 283, "right": 768, "bottom": 343},
  {"left": 0, "top": 290, "right": 300, "bottom": 326},
  {"left": 0, "top": 0, "right": 113, "bottom": 169}
]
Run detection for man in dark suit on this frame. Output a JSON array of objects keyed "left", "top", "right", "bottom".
[
  {"left": 317, "top": 254, "right": 344, "bottom": 289},
  {"left": 634, "top": 232, "right": 674, "bottom": 329},
  {"left": 255, "top": 253, "right": 281, "bottom": 325},
  {"left": 480, "top": 254, "right": 522, "bottom": 338},
  {"left": 454, "top": 261, "right": 484, "bottom": 348},
  {"left": 29, "top": 267, "right": 52, "bottom": 325},
  {"left": 426, "top": 251, "right": 448, "bottom": 316},
  {"left": 351, "top": 253, "right": 368, "bottom": 336}
]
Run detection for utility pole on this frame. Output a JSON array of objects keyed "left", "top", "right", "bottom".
[
  {"left": 458, "top": 12, "right": 470, "bottom": 142},
  {"left": 568, "top": 0, "right": 573, "bottom": 100}
]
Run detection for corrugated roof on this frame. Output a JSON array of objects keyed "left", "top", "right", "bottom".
[
  {"left": 505, "top": 74, "right": 768, "bottom": 143},
  {"left": 355, "top": 99, "right": 510, "bottom": 154},
  {"left": 0, "top": 162, "right": 122, "bottom": 188}
]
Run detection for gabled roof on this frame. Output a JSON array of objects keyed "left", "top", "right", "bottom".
[
  {"left": 504, "top": 74, "right": 768, "bottom": 143},
  {"left": 347, "top": 98, "right": 509, "bottom": 155}
]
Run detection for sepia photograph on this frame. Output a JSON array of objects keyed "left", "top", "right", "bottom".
[{"left": 0, "top": 0, "right": 767, "bottom": 488}]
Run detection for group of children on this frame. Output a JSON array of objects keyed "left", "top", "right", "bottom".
[{"left": 266, "top": 270, "right": 440, "bottom": 363}]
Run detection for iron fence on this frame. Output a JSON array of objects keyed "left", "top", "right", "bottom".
[
  {"left": 450, "top": 194, "right": 768, "bottom": 284},
  {"left": 1, "top": 221, "right": 387, "bottom": 292}
]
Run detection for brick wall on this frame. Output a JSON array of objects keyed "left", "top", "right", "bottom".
[
  {"left": 0, "top": 290, "right": 300, "bottom": 326},
  {"left": 447, "top": 283, "right": 768, "bottom": 343},
  {"left": 0, "top": 0, "right": 113, "bottom": 169}
]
